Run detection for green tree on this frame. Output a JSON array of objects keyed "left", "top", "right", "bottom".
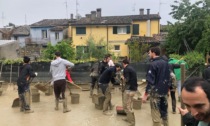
[
  {"left": 164, "top": 0, "right": 210, "bottom": 55},
  {"left": 42, "top": 39, "right": 75, "bottom": 60},
  {"left": 127, "top": 40, "right": 150, "bottom": 62},
  {"left": 169, "top": 51, "right": 205, "bottom": 76},
  {"left": 42, "top": 43, "right": 56, "bottom": 60},
  {"left": 76, "top": 36, "right": 108, "bottom": 61}
]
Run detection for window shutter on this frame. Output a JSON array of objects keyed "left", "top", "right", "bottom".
[
  {"left": 132, "top": 24, "right": 139, "bottom": 35},
  {"left": 113, "top": 26, "right": 117, "bottom": 34},
  {"left": 126, "top": 26, "right": 130, "bottom": 34}
]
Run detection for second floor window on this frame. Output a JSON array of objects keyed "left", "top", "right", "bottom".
[
  {"left": 42, "top": 30, "right": 47, "bottom": 38},
  {"left": 55, "top": 32, "right": 59, "bottom": 40},
  {"left": 113, "top": 26, "right": 130, "bottom": 34},
  {"left": 76, "top": 27, "right": 86, "bottom": 35},
  {"left": 132, "top": 24, "right": 139, "bottom": 35}
]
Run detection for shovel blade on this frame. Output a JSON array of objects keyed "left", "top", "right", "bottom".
[
  {"left": 34, "top": 83, "right": 48, "bottom": 93},
  {"left": 12, "top": 98, "right": 19, "bottom": 108}
]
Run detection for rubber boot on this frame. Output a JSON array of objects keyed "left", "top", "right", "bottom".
[
  {"left": 24, "top": 109, "right": 34, "bottom": 113},
  {"left": 63, "top": 98, "right": 70, "bottom": 113},
  {"left": 19, "top": 93, "right": 34, "bottom": 113},
  {"left": 108, "top": 101, "right": 114, "bottom": 110},
  {"left": 127, "top": 112, "right": 135, "bottom": 126},
  {"left": 19, "top": 95, "right": 24, "bottom": 112},
  {"left": 89, "top": 87, "right": 93, "bottom": 98},
  {"left": 55, "top": 99, "right": 59, "bottom": 110},
  {"left": 162, "top": 117, "right": 169, "bottom": 126}
]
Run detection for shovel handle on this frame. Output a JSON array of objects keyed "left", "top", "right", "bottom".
[{"left": 66, "top": 80, "right": 82, "bottom": 90}]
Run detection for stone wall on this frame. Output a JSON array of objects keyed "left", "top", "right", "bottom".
[{"left": 0, "top": 41, "right": 19, "bottom": 60}]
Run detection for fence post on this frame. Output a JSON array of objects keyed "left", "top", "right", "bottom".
[
  {"left": 10, "top": 64, "right": 13, "bottom": 84},
  {"left": 180, "top": 63, "right": 186, "bottom": 126}
]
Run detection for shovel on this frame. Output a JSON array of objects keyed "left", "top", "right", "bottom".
[
  {"left": 34, "top": 80, "right": 51, "bottom": 93},
  {"left": 11, "top": 98, "right": 20, "bottom": 108},
  {"left": 66, "top": 80, "right": 89, "bottom": 91}
]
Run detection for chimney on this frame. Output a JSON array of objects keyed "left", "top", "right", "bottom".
[
  {"left": 91, "top": 11, "right": 96, "bottom": 20},
  {"left": 96, "top": 8, "right": 101, "bottom": 18},
  {"left": 86, "top": 14, "right": 91, "bottom": 19},
  {"left": 70, "top": 13, "right": 74, "bottom": 20},
  {"left": 147, "top": 9, "right": 150, "bottom": 15},
  {"left": 139, "top": 8, "right": 144, "bottom": 15}
]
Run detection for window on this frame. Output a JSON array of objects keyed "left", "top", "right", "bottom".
[
  {"left": 114, "top": 45, "right": 120, "bottom": 50},
  {"left": 132, "top": 24, "right": 139, "bottom": 35},
  {"left": 42, "top": 30, "right": 47, "bottom": 38},
  {"left": 55, "top": 32, "right": 59, "bottom": 40},
  {"left": 117, "top": 26, "right": 126, "bottom": 34},
  {"left": 76, "top": 46, "right": 89, "bottom": 53},
  {"left": 113, "top": 26, "right": 130, "bottom": 34},
  {"left": 76, "top": 27, "right": 86, "bottom": 35},
  {"left": 97, "top": 46, "right": 105, "bottom": 50}
]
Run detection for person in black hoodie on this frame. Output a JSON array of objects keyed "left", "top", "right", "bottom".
[
  {"left": 142, "top": 47, "right": 170, "bottom": 126},
  {"left": 121, "top": 59, "right": 137, "bottom": 126},
  {"left": 17, "top": 56, "right": 37, "bottom": 113},
  {"left": 98, "top": 63, "right": 122, "bottom": 116}
]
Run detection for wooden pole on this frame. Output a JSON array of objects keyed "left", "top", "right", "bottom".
[
  {"left": 180, "top": 63, "right": 186, "bottom": 126},
  {"left": 10, "top": 64, "right": 12, "bottom": 84}
]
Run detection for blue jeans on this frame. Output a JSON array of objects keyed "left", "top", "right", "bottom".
[{"left": 177, "top": 80, "right": 181, "bottom": 96}]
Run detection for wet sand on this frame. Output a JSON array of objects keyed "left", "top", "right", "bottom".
[{"left": 0, "top": 84, "right": 181, "bottom": 126}]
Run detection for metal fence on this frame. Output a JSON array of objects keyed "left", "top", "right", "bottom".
[{"left": 0, "top": 62, "right": 148, "bottom": 84}]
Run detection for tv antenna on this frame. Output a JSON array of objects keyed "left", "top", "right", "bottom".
[
  {"left": 76, "top": 0, "right": 79, "bottom": 17},
  {"left": 2, "top": 12, "right": 5, "bottom": 27},
  {"left": 25, "top": 14, "right": 27, "bottom": 25},
  {"left": 132, "top": 2, "right": 136, "bottom": 14},
  {"left": 64, "top": 0, "right": 69, "bottom": 19},
  {"left": 159, "top": 0, "right": 167, "bottom": 15}
]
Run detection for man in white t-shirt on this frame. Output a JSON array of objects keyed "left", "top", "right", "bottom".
[{"left": 107, "top": 54, "right": 115, "bottom": 67}]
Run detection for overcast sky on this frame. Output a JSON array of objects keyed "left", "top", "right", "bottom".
[{"left": 0, "top": 0, "right": 197, "bottom": 28}]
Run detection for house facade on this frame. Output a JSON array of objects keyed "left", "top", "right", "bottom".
[
  {"left": 11, "top": 25, "right": 30, "bottom": 47},
  {"left": 30, "top": 19, "right": 74, "bottom": 46},
  {"left": 70, "top": 8, "right": 161, "bottom": 58}
]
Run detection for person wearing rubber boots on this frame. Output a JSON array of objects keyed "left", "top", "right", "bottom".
[
  {"left": 50, "top": 51, "right": 74, "bottom": 113},
  {"left": 17, "top": 56, "right": 37, "bottom": 113},
  {"left": 121, "top": 59, "right": 138, "bottom": 126},
  {"left": 142, "top": 47, "right": 170, "bottom": 126},
  {"left": 98, "top": 63, "right": 122, "bottom": 116}
]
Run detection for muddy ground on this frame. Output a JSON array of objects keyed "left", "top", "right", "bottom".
[{"left": 0, "top": 83, "right": 181, "bottom": 126}]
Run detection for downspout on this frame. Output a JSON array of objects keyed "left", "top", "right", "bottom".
[
  {"left": 147, "top": 20, "right": 151, "bottom": 37},
  {"left": 106, "top": 25, "right": 108, "bottom": 52},
  {"left": 158, "top": 20, "right": 160, "bottom": 34}
]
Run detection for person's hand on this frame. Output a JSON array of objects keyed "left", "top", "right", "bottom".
[
  {"left": 142, "top": 92, "right": 148, "bottom": 103},
  {"left": 50, "top": 81, "right": 54, "bottom": 86},
  {"left": 178, "top": 107, "right": 189, "bottom": 116},
  {"left": 70, "top": 81, "right": 74, "bottom": 84},
  {"left": 121, "top": 76, "right": 124, "bottom": 80}
]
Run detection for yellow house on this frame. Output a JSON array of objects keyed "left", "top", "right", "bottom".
[{"left": 69, "top": 8, "right": 160, "bottom": 59}]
